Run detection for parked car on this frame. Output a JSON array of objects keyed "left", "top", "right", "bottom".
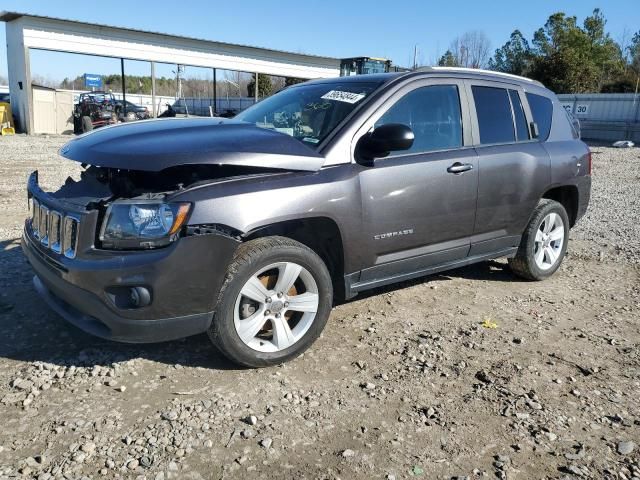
[
  {"left": 116, "top": 100, "right": 150, "bottom": 121},
  {"left": 73, "top": 91, "right": 119, "bottom": 133},
  {"left": 0, "top": 92, "right": 10, "bottom": 103},
  {"left": 23, "top": 68, "right": 591, "bottom": 367}
]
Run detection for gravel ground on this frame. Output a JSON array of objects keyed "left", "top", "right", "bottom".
[{"left": 0, "top": 134, "right": 638, "bottom": 480}]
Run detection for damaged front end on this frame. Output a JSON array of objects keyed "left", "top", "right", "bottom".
[
  {"left": 28, "top": 162, "right": 284, "bottom": 253},
  {"left": 21, "top": 164, "right": 258, "bottom": 343}
]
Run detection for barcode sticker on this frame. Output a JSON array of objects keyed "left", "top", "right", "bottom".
[{"left": 321, "top": 90, "right": 366, "bottom": 104}]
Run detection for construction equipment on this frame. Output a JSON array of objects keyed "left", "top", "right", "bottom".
[
  {"left": 340, "top": 57, "right": 409, "bottom": 76},
  {"left": 0, "top": 102, "right": 15, "bottom": 135}
]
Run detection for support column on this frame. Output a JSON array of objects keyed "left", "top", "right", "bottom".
[
  {"left": 6, "top": 21, "right": 33, "bottom": 133},
  {"left": 151, "top": 61, "right": 156, "bottom": 118},
  {"left": 120, "top": 58, "right": 127, "bottom": 117},
  {"left": 213, "top": 68, "right": 217, "bottom": 115},
  {"left": 255, "top": 72, "right": 259, "bottom": 102}
]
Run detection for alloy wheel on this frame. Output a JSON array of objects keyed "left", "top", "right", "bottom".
[
  {"left": 233, "top": 262, "right": 320, "bottom": 353},
  {"left": 533, "top": 212, "right": 565, "bottom": 271}
]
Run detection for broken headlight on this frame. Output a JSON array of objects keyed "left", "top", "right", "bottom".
[{"left": 99, "top": 201, "right": 191, "bottom": 250}]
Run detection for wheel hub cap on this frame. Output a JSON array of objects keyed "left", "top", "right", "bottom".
[
  {"left": 533, "top": 212, "right": 565, "bottom": 271},
  {"left": 233, "top": 262, "right": 320, "bottom": 353}
]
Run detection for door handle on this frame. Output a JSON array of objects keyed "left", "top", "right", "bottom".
[{"left": 447, "top": 162, "right": 473, "bottom": 174}]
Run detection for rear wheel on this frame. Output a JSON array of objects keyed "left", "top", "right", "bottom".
[
  {"left": 208, "top": 236, "right": 333, "bottom": 367},
  {"left": 509, "top": 199, "right": 569, "bottom": 280},
  {"left": 81, "top": 116, "right": 93, "bottom": 133}
]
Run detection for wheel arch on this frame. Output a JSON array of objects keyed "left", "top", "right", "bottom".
[
  {"left": 541, "top": 184, "right": 579, "bottom": 227},
  {"left": 243, "top": 217, "right": 346, "bottom": 301}
]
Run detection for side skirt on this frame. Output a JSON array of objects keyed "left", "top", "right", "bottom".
[{"left": 344, "top": 247, "right": 518, "bottom": 298}]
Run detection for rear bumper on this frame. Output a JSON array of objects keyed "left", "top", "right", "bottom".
[
  {"left": 575, "top": 175, "right": 591, "bottom": 224},
  {"left": 22, "top": 228, "right": 239, "bottom": 343}
]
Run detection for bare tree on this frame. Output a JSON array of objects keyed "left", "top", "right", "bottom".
[{"left": 448, "top": 31, "right": 491, "bottom": 68}]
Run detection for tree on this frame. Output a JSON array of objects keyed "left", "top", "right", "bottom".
[
  {"left": 438, "top": 50, "right": 459, "bottom": 67},
  {"left": 629, "top": 31, "right": 640, "bottom": 75},
  {"left": 488, "top": 30, "right": 532, "bottom": 75},
  {"left": 445, "top": 31, "right": 491, "bottom": 68},
  {"left": 528, "top": 9, "right": 625, "bottom": 93},
  {"left": 247, "top": 73, "right": 273, "bottom": 98}
]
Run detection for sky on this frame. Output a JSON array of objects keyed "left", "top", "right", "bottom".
[{"left": 1, "top": 0, "right": 639, "bottom": 84}]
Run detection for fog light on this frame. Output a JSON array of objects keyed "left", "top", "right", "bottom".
[{"left": 129, "top": 287, "right": 151, "bottom": 308}]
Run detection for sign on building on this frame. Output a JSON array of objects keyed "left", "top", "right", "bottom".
[
  {"left": 84, "top": 73, "right": 103, "bottom": 89},
  {"left": 574, "top": 104, "right": 589, "bottom": 116}
]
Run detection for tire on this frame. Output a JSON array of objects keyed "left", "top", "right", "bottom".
[
  {"left": 509, "top": 199, "right": 570, "bottom": 281},
  {"left": 81, "top": 116, "right": 93, "bottom": 133},
  {"left": 208, "top": 236, "right": 333, "bottom": 367}
]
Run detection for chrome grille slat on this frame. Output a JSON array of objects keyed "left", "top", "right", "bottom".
[
  {"left": 49, "top": 211, "right": 62, "bottom": 254},
  {"left": 39, "top": 205, "right": 50, "bottom": 247},
  {"left": 28, "top": 197, "right": 80, "bottom": 259},
  {"left": 62, "top": 215, "right": 80, "bottom": 259}
]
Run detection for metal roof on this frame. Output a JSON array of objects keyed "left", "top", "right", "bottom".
[{"left": 0, "top": 11, "right": 340, "bottom": 64}]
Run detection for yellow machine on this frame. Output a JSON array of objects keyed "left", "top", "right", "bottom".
[{"left": 0, "top": 102, "right": 15, "bottom": 135}]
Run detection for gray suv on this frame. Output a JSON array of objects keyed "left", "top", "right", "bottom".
[{"left": 22, "top": 68, "right": 591, "bottom": 367}]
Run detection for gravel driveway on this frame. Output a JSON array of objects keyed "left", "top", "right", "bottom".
[{"left": 0, "top": 135, "right": 638, "bottom": 479}]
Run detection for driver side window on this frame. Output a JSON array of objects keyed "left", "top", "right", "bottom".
[{"left": 375, "top": 85, "right": 463, "bottom": 155}]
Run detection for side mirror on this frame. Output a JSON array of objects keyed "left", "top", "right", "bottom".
[{"left": 356, "top": 123, "right": 415, "bottom": 163}]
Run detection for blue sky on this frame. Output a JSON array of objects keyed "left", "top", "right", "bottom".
[{"left": 1, "top": 0, "right": 639, "bottom": 83}]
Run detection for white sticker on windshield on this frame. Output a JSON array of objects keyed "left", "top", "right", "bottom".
[{"left": 321, "top": 90, "right": 366, "bottom": 104}]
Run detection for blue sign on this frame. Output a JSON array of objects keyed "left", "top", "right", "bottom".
[{"left": 84, "top": 74, "right": 103, "bottom": 89}]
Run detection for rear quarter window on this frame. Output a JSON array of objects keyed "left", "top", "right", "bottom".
[
  {"left": 526, "top": 93, "right": 553, "bottom": 141},
  {"left": 471, "top": 86, "right": 516, "bottom": 145}
]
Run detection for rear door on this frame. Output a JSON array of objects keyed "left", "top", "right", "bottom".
[
  {"left": 466, "top": 81, "right": 550, "bottom": 256},
  {"left": 353, "top": 78, "right": 479, "bottom": 284}
]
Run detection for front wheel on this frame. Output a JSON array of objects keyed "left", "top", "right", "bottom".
[
  {"left": 208, "top": 237, "right": 333, "bottom": 367},
  {"left": 509, "top": 199, "right": 569, "bottom": 280}
]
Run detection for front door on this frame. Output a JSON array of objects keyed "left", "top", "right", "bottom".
[{"left": 354, "top": 80, "right": 479, "bottom": 284}]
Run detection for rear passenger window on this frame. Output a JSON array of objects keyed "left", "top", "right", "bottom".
[
  {"left": 472, "top": 86, "right": 515, "bottom": 144},
  {"left": 509, "top": 90, "right": 529, "bottom": 141},
  {"left": 526, "top": 93, "right": 553, "bottom": 141},
  {"left": 375, "top": 85, "right": 462, "bottom": 155}
]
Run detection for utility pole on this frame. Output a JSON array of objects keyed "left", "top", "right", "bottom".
[{"left": 413, "top": 45, "right": 418, "bottom": 70}]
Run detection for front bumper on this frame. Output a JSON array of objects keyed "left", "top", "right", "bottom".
[{"left": 22, "top": 227, "right": 240, "bottom": 343}]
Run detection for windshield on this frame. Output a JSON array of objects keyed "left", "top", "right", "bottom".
[{"left": 235, "top": 81, "right": 382, "bottom": 148}]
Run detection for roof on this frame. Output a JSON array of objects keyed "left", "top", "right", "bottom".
[
  {"left": 416, "top": 67, "right": 545, "bottom": 87},
  {"left": 0, "top": 11, "right": 339, "bottom": 64}
]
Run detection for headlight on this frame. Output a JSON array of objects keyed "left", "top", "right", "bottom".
[{"left": 100, "top": 201, "right": 191, "bottom": 250}]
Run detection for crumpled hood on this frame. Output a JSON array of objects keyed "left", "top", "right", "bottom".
[{"left": 59, "top": 117, "right": 325, "bottom": 172}]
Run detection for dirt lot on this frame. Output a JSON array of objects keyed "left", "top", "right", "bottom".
[{"left": 0, "top": 135, "right": 638, "bottom": 480}]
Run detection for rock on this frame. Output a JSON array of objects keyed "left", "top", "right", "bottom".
[
  {"left": 341, "top": 449, "right": 355, "bottom": 457},
  {"left": 260, "top": 437, "right": 273, "bottom": 449},
  {"left": 118, "top": 385, "right": 126, "bottom": 392},
  {"left": 126, "top": 459, "right": 139, "bottom": 470},
  {"left": 80, "top": 442, "right": 96, "bottom": 454},
  {"left": 162, "top": 410, "right": 179, "bottom": 421},
  {"left": 244, "top": 415, "right": 258, "bottom": 426},
  {"left": 240, "top": 429, "right": 253, "bottom": 439},
  {"left": 363, "top": 382, "right": 376, "bottom": 390},
  {"left": 617, "top": 441, "right": 635, "bottom": 455}
]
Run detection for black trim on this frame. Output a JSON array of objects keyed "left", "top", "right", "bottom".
[{"left": 345, "top": 247, "right": 518, "bottom": 296}]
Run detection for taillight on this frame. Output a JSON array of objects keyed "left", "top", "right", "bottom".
[{"left": 587, "top": 150, "right": 592, "bottom": 175}]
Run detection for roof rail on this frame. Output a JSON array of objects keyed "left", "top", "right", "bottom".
[{"left": 415, "top": 66, "right": 544, "bottom": 87}]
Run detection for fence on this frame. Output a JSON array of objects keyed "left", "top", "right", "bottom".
[{"left": 557, "top": 93, "right": 640, "bottom": 142}]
